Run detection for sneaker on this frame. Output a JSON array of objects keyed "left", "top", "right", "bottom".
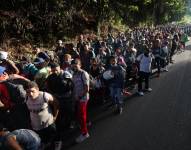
[
  {"left": 69, "top": 121, "right": 76, "bottom": 129},
  {"left": 170, "top": 60, "right": 174, "bottom": 64},
  {"left": 145, "top": 88, "right": 152, "bottom": 92},
  {"left": 76, "top": 133, "right": 90, "bottom": 143},
  {"left": 118, "top": 107, "right": 123, "bottom": 115},
  {"left": 164, "top": 68, "right": 168, "bottom": 72},
  {"left": 138, "top": 91, "right": 144, "bottom": 96},
  {"left": 54, "top": 141, "right": 62, "bottom": 150}
]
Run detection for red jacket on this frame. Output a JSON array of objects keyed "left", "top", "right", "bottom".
[{"left": 0, "top": 83, "right": 14, "bottom": 109}]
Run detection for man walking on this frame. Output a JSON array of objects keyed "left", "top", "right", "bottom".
[
  {"left": 25, "top": 81, "right": 61, "bottom": 150},
  {"left": 71, "top": 58, "right": 90, "bottom": 143}
]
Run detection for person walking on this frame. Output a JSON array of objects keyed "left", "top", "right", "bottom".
[
  {"left": 137, "top": 46, "right": 153, "bottom": 96},
  {"left": 25, "top": 81, "right": 61, "bottom": 150},
  {"left": 107, "top": 55, "right": 126, "bottom": 114},
  {"left": 71, "top": 58, "right": 90, "bottom": 143}
]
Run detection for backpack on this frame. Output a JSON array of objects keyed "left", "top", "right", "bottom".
[
  {"left": 80, "top": 71, "right": 95, "bottom": 90},
  {"left": 4, "top": 81, "right": 26, "bottom": 105},
  {"left": 0, "top": 82, "right": 14, "bottom": 109},
  {"left": 59, "top": 73, "right": 74, "bottom": 97}
]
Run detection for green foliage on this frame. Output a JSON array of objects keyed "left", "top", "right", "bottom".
[
  {"left": 178, "top": 15, "right": 191, "bottom": 24},
  {"left": 0, "top": 0, "right": 187, "bottom": 44},
  {"left": 151, "top": 0, "right": 187, "bottom": 24}
]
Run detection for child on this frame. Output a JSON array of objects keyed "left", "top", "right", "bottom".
[
  {"left": 136, "top": 46, "right": 153, "bottom": 96},
  {"left": 107, "top": 56, "right": 126, "bottom": 114}
]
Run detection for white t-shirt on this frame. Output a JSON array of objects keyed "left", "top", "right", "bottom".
[
  {"left": 26, "top": 92, "right": 54, "bottom": 131},
  {"left": 137, "top": 54, "right": 152, "bottom": 73}
]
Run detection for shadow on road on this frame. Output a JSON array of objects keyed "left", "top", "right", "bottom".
[{"left": 185, "top": 44, "right": 191, "bottom": 50}]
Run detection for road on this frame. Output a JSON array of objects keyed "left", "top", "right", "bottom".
[{"left": 64, "top": 45, "right": 191, "bottom": 150}]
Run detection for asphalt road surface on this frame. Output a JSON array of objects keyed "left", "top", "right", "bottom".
[{"left": 66, "top": 45, "right": 191, "bottom": 150}]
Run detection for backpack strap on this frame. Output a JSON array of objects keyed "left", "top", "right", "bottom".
[
  {"left": 26, "top": 92, "right": 46, "bottom": 102},
  {"left": 43, "top": 92, "right": 46, "bottom": 103},
  {"left": 80, "top": 71, "right": 85, "bottom": 88}
]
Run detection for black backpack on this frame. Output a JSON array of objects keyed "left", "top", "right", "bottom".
[{"left": 4, "top": 81, "right": 26, "bottom": 105}]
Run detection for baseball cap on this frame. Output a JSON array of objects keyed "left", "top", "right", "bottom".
[
  {"left": 37, "top": 52, "right": 50, "bottom": 61},
  {"left": 63, "top": 71, "right": 72, "bottom": 79},
  {"left": 58, "top": 40, "right": 63, "bottom": 44},
  {"left": 0, "top": 66, "right": 6, "bottom": 75},
  {"left": 33, "top": 57, "right": 45, "bottom": 65}
]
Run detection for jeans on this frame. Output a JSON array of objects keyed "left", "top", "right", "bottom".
[
  {"left": 109, "top": 87, "right": 123, "bottom": 107},
  {"left": 138, "top": 71, "right": 150, "bottom": 92},
  {"left": 155, "top": 57, "right": 161, "bottom": 74},
  {"left": 26, "top": 139, "right": 41, "bottom": 150},
  {"left": 160, "top": 58, "right": 167, "bottom": 68},
  {"left": 170, "top": 47, "right": 176, "bottom": 61},
  {"left": 9, "top": 129, "right": 41, "bottom": 150}
]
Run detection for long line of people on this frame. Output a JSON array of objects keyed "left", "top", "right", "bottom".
[{"left": 0, "top": 25, "right": 190, "bottom": 150}]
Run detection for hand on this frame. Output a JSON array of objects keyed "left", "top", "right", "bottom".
[{"left": 0, "top": 100, "right": 4, "bottom": 107}]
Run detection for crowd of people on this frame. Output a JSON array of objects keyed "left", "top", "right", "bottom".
[{"left": 0, "top": 24, "right": 190, "bottom": 150}]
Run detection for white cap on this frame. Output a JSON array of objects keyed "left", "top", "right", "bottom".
[
  {"left": 63, "top": 71, "right": 72, "bottom": 79},
  {"left": 58, "top": 40, "right": 63, "bottom": 44},
  {"left": 0, "top": 51, "right": 8, "bottom": 60}
]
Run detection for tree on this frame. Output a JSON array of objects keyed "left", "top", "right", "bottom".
[{"left": 0, "top": 0, "right": 187, "bottom": 44}]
